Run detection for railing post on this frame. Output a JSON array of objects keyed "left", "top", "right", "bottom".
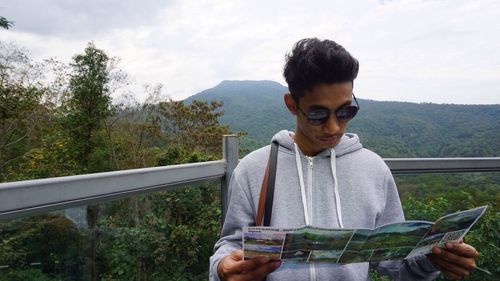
[{"left": 222, "top": 135, "right": 239, "bottom": 225}]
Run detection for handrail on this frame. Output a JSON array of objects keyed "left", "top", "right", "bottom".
[
  {"left": 0, "top": 160, "right": 226, "bottom": 221},
  {"left": 386, "top": 157, "right": 500, "bottom": 174},
  {"left": 0, "top": 134, "right": 499, "bottom": 222}
]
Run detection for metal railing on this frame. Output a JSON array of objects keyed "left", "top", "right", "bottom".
[{"left": 1, "top": 135, "right": 499, "bottom": 222}]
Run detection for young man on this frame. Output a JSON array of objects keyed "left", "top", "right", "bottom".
[{"left": 210, "top": 38, "right": 478, "bottom": 280}]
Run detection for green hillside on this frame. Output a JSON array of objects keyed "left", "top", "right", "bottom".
[
  {"left": 185, "top": 80, "right": 293, "bottom": 152},
  {"left": 186, "top": 80, "right": 500, "bottom": 158}
]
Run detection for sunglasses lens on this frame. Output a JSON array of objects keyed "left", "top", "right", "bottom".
[
  {"left": 336, "top": 106, "right": 358, "bottom": 121},
  {"left": 307, "top": 109, "right": 329, "bottom": 125}
]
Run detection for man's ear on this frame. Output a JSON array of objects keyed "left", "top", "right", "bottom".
[{"left": 284, "top": 93, "right": 297, "bottom": 115}]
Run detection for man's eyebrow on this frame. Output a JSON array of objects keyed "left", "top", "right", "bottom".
[
  {"left": 339, "top": 99, "right": 353, "bottom": 108},
  {"left": 308, "top": 100, "right": 353, "bottom": 110}
]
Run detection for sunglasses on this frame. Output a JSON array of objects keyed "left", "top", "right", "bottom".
[{"left": 295, "top": 94, "right": 360, "bottom": 125}]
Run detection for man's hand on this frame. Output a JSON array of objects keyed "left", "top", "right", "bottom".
[
  {"left": 217, "top": 250, "right": 281, "bottom": 281},
  {"left": 427, "top": 241, "right": 478, "bottom": 280}
]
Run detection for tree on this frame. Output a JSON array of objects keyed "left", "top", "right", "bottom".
[
  {"left": 0, "top": 16, "right": 13, "bottom": 29},
  {"left": 158, "top": 99, "right": 232, "bottom": 156},
  {"left": 62, "top": 42, "right": 116, "bottom": 281},
  {"left": 103, "top": 85, "right": 163, "bottom": 171},
  {"left": 64, "top": 42, "right": 114, "bottom": 173},
  {"left": 0, "top": 42, "right": 50, "bottom": 182}
]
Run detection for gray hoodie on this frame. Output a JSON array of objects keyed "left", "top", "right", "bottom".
[{"left": 210, "top": 130, "right": 440, "bottom": 280}]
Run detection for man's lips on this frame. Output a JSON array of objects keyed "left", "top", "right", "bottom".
[{"left": 319, "top": 136, "right": 339, "bottom": 144}]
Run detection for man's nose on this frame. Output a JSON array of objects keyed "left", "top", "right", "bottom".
[{"left": 323, "top": 114, "right": 341, "bottom": 134}]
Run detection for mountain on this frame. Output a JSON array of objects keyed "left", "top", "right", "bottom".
[
  {"left": 185, "top": 80, "right": 293, "bottom": 150},
  {"left": 185, "top": 80, "right": 500, "bottom": 157}
]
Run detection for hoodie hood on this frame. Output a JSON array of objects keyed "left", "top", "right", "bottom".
[{"left": 271, "top": 129, "right": 363, "bottom": 157}]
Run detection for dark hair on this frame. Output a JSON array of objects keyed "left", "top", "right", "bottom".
[{"left": 283, "top": 38, "right": 359, "bottom": 101}]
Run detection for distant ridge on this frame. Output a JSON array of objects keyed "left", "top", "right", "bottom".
[
  {"left": 185, "top": 80, "right": 292, "bottom": 150},
  {"left": 186, "top": 80, "right": 287, "bottom": 103},
  {"left": 185, "top": 80, "right": 500, "bottom": 157}
]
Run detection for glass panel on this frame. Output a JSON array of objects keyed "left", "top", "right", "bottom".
[
  {"left": 395, "top": 172, "right": 499, "bottom": 217},
  {"left": 0, "top": 180, "right": 221, "bottom": 281},
  {"left": 395, "top": 172, "right": 499, "bottom": 279}
]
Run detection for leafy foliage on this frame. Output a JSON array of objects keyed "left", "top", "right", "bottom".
[
  {"left": 158, "top": 99, "right": 232, "bottom": 157},
  {"left": 398, "top": 173, "right": 499, "bottom": 281},
  {"left": 97, "top": 148, "right": 220, "bottom": 280},
  {"left": 0, "top": 16, "right": 12, "bottom": 29},
  {"left": 0, "top": 41, "right": 232, "bottom": 280},
  {"left": 63, "top": 42, "right": 114, "bottom": 173},
  {"left": 0, "top": 214, "right": 82, "bottom": 280},
  {"left": 0, "top": 42, "right": 52, "bottom": 182}
]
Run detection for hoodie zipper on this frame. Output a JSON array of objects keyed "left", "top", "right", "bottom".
[
  {"left": 306, "top": 156, "right": 317, "bottom": 281},
  {"left": 306, "top": 156, "right": 314, "bottom": 225}
]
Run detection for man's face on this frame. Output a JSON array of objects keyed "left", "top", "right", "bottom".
[{"left": 286, "top": 82, "right": 354, "bottom": 156}]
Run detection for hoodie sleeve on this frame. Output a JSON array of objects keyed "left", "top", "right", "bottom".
[
  {"left": 209, "top": 164, "right": 257, "bottom": 281},
  {"left": 370, "top": 169, "right": 441, "bottom": 281}
]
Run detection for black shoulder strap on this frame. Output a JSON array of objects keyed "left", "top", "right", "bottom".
[{"left": 263, "top": 141, "right": 279, "bottom": 226}]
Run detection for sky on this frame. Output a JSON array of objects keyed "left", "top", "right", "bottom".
[{"left": 1, "top": 0, "right": 499, "bottom": 104}]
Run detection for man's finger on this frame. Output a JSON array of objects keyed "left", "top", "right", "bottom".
[
  {"left": 444, "top": 243, "right": 478, "bottom": 259},
  {"left": 230, "top": 250, "right": 244, "bottom": 261},
  {"left": 225, "top": 254, "right": 272, "bottom": 275},
  {"left": 431, "top": 246, "right": 477, "bottom": 271},
  {"left": 218, "top": 250, "right": 244, "bottom": 276},
  {"left": 440, "top": 268, "right": 464, "bottom": 280},
  {"left": 240, "top": 260, "right": 281, "bottom": 281},
  {"left": 218, "top": 251, "right": 267, "bottom": 279},
  {"left": 428, "top": 254, "right": 471, "bottom": 278},
  {"left": 231, "top": 250, "right": 243, "bottom": 261}
]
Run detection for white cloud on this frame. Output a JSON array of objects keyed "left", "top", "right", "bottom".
[{"left": 0, "top": 0, "right": 499, "bottom": 104}]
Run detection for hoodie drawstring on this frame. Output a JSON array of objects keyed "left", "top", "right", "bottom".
[
  {"left": 330, "top": 149, "right": 344, "bottom": 228},
  {"left": 293, "top": 143, "right": 344, "bottom": 228},
  {"left": 294, "top": 143, "right": 310, "bottom": 225}
]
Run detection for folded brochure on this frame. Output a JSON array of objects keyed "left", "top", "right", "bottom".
[{"left": 243, "top": 205, "right": 487, "bottom": 263}]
